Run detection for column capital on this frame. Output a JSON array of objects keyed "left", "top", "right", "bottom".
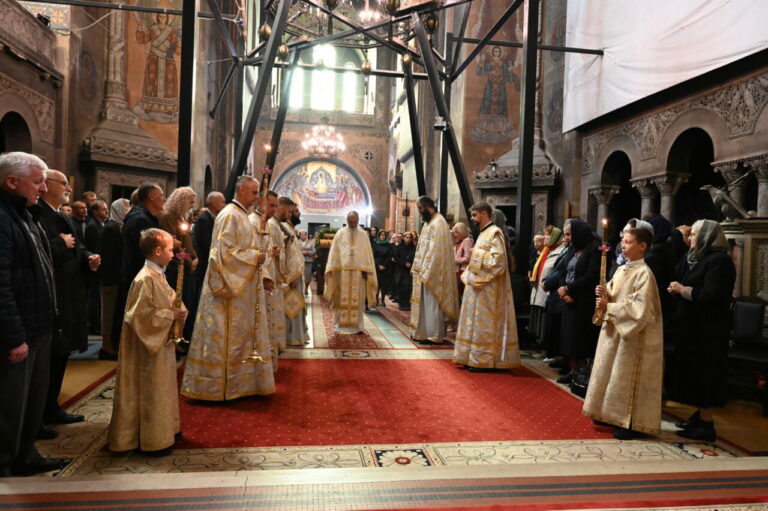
[
  {"left": 651, "top": 171, "right": 689, "bottom": 196},
  {"left": 746, "top": 157, "right": 768, "bottom": 181},
  {"left": 629, "top": 178, "right": 659, "bottom": 199},
  {"left": 588, "top": 185, "right": 621, "bottom": 206},
  {"left": 712, "top": 162, "right": 744, "bottom": 184}
]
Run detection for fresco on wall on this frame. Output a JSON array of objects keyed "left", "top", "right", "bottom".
[
  {"left": 273, "top": 162, "right": 369, "bottom": 215},
  {"left": 462, "top": 0, "right": 523, "bottom": 174},
  {"left": 125, "top": 1, "right": 181, "bottom": 153}
]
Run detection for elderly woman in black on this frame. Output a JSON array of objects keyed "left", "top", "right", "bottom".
[
  {"left": 556, "top": 219, "right": 603, "bottom": 384},
  {"left": 667, "top": 219, "right": 735, "bottom": 442},
  {"left": 373, "top": 229, "right": 392, "bottom": 306}
]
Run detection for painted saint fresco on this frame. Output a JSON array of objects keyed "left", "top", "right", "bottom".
[
  {"left": 272, "top": 162, "right": 369, "bottom": 215},
  {"left": 469, "top": 45, "right": 520, "bottom": 144}
]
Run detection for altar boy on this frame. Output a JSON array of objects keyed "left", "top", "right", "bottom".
[
  {"left": 584, "top": 220, "right": 663, "bottom": 440},
  {"left": 108, "top": 228, "right": 187, "bottom": 454}
]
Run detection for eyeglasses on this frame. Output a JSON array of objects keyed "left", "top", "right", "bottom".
[{"left": 46, "top": 178, "right": 70, "bottom": 187}]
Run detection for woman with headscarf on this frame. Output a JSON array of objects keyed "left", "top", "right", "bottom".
[
  {"left": 373, "top": 229, "right": 392, "bottom": 306},
  {"left": 529, "top": 225, "right": 565, "bottom": 345},
  {"left": 556, "top": 218, "right": 603, "bottom": 384},
  {"left": 541, "top": 221, "right": 572, "bottom": 364},
  {"left": 97, "top": 198, "right": 131, "bottom": 360},
  {"left": 395, "top": 231, "right": 417, "bottom": 311},
  {"left": 160, "top": 187, "right": 199, "bottom": 341},
  {"left": 667, "top": 219, "right": 735, "bottom": 442}
]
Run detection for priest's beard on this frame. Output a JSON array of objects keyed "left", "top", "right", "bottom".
[
  {"left": 291, "top": 215, "right": 301, "bottom": 226},
  {"left": 421, "top": 210, "right": 432, "bottom": 223}
]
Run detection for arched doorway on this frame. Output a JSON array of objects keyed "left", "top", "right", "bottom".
[
  {"left": 0, "top": 112, "right": 32, "bottom": 153},
  {"left": 271, "top": 158, "right": 372, "bottom": 234},
  {"left": 668, "top": 128, "right": 721, "bottom": 225},
  {"left": 602, "top": 151, "right": 640, "bottom": 243}
]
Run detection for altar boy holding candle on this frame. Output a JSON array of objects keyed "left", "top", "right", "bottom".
[
  {"left": 108, "top": 228, "right": 188, "bottom": 454},
  {"left": 583, "top": 219, "right": 664, "bottom": 440}
]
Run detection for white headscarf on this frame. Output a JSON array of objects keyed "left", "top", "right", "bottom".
[{"left": 109, "top": 198, "right": 130, "bottom": 226}]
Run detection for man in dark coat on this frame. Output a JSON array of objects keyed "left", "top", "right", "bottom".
[
  {"left": 84, "top": 200, "right": 108, "bottom": 335},
  {"left": 111, "top": 184, "right": 165, "bottom": 346},
  {"left": 36, "top": 170, "right": 100, "bottom": 428},
  {"left": 192, "top": 191, "right": 225, "bottom": 304},
  {"left": 0, "top": 152, "right": 66, "bottom": 476}
]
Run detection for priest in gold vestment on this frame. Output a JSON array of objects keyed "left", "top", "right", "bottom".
[
  {"left": 411, "top": 196, "right": 459, "bottom": 344},
  {"left": 266, "top": 195, "right": 289, "bottom": 351},
  {"left": 249, "top": 192, "right": 278, "bottom": 368},
  {"left": 283, "top": 203, "right": 307, "bottom": 346},
  {"left": 324, "top": 211, "right": 377, "bottom": 334},
  {"left": 180, "top": 176, "right": 275, "bottom": 401},
  {"left": 584, "top": 221, "right": 663, "bottom": 440},
  {"left": 453, "top": 202, "right": 520, "bottom": 371},
  {"left": 108, "top": 229, "right": 187, "bottom": 453}
]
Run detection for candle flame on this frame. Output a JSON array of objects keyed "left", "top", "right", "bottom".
[
  {"left": 601, "top": 218, "right": 608, "bottom": 227},
  {"left": 264, "top": 144, "right": 272, "bottom": 153},
  {"left": 180, "top": 222, "right": 189, "bottom": 233}
]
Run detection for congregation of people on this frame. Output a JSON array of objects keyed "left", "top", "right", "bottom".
[{"left": 1, "top": 149, "right": 737, "bottom": 477}]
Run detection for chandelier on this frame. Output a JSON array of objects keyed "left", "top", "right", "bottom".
[{"left": 302, "top": 117, "right": 346, "bottom": 158}]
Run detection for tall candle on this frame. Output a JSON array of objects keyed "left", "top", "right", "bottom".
[{"left": 601, "top": 218, "right": 608, "bottom": 245}]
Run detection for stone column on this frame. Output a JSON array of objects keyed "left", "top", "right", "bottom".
[
  {"left": 713, "top": 162, "right": 745, "bottom": 209},
  {"left": 747, "top": 157, "right": 768, "bottom": 217},
  {"left": 631, "top": 178, "right": 659, "bottom": 219},
  {"left": 652, "top": 172, "right": 689, "bottom": 223},
  {"left": 588, "top": 185, "right": 621, "bottom": 223}
]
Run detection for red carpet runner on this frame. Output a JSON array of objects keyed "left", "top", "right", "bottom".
[{"left": 177, "top": 359, "right": 612, "bottom": 448}]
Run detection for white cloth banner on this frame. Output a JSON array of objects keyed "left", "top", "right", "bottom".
[{"left": 563, "top": 0, "right": 768, "bottom": 132}]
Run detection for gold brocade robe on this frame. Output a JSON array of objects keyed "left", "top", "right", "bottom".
[
  {"left": 108, "top": 266, "right": 180, "bottom": 452},
  {"left": 453, "top": 224, "right": 520, "bottom": 369},
  {"left": 324, "top": 226, "right": 377, "bottom": 331},
  {"left": 283, "top": 221, "right": 304, "bottom": 285},
  {"left": 181, "top": 203, "right": 275, "bottom": 401},
  {"left": 583, "top": 261, "right": 663, "bottom": 435},
  {"left": 266, "top": 216, "right": 287, "bottom": 350},
  {"left": 410, "top": 212, "right": 459, "bottom": 330},
  {"left": 249, "top": 211, "right": 278, "bottom": 367}
]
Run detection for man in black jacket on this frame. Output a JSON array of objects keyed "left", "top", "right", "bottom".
[
  {"left": 192, "top": 191, "right": 225, "bottom": 304},
  {"left": 36, "top": 169, "right": 100, "bottom": 429},
  {"left": 111, "top": 183, "right": 165, "bottom": 346},
  {"left": 0, "top": 152, "right": 67, "bottom": 476}
]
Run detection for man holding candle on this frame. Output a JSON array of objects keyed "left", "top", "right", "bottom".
[
  {"left": 181, "top": 176, "right": 275, "bottom": 401},
  {"left": 249, "top": 189, "right": 278, "bottom": 369}
]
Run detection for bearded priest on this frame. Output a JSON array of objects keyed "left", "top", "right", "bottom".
[
  {"left": 453, "top": 201, "right": 520, "bottom": 372},
  {"left": 180, "top": 176, "right": 275, "bottom": 400},
  {"left": 324, "top": 211, "right": 377, "bottom": 334},
  {"left": 410, "top": 196, "right": 459, "bottom": 345}
]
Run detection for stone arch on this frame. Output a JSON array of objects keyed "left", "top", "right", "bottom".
[
  {"left": 592, "top": 134, "right": 642, "bottom": 185},
  {"left": 0, "top": 94, "right": 43, "bottom": 156},
  {"left": 601, "top": 151, "right": 640, "bottom": 242},
  {"left": 656, "top": 108, "right": 729, "bottom": 165},
  {"left": 665, "top": 127, "right": 721, "bottom": 225},
  {"left": 0, "top": 112, "right": 32, "bottom": 153}
]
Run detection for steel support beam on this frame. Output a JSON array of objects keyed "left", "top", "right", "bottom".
[
  {"left": 265, "top": 61, "right": 428, "bottom": 80},
  {"left": 438, "top": 35, "right": 452, "bottom": 215},
  {"left": 451, "top": 0, "right": 523, "bottom": 82},
  {"left": 209, "top": 61, "right": 237, "bottom": 117},
  {"left": 207, "top": 0, "right": 239, "bottom": 61},
  {"left": 455, "top": 36, "right": 604, "bottom": 56},
  {"left": 176, "top": 0, "right": 196, "bottom": 187},
  {"left": 513, "top": 0, "right": 539, "bottom": 276},
  {"left": 265, "top": 50, "right": 301, "bottom": 171},
  {"left": 449, "top": 2, "right": 470, "bottom": 77},
  {"left": 22, "top": 0, "right": 236, "bottom": 18},
  {"left": 412, "top": 12, "right": 473, "bottom": 212},
  {"left": 404, "top": 66, "right": 426, "bottom": 197},
  {"left": 226, "top": 0, "right": 290, "bottom": 200}
]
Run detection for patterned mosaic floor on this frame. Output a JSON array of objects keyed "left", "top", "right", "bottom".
[{"left": 30, "top": 292, "right": 756, "bottom": 480}]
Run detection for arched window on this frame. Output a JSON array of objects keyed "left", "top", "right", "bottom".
[{"left": 279, "top": 47, "right": 376, "bottom": 115}]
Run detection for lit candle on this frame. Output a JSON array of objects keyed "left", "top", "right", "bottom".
[
  {"left": 179, "top": 222, "right": 189, "bottom": 250},
  {"left": 601, "top": 218, "right": 608, "bottom": 245}
]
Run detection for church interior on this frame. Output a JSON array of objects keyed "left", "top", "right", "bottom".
[{"left": 2, "top": 0, "right": 768, "bottom": 508}]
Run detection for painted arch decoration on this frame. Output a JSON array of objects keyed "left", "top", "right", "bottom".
[{"left": 272, "top": 160, "right": 370, "bottom": 216}]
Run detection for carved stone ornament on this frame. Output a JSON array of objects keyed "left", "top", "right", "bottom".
[
  {"left": 83, "top": 135, "right": 177, "bottom": 169},
  {"left": 474, "top": 162, "right": 556, "bottom": 185},
  {"left": 583, "top": 71, "right": 768, "bottom": 175},
  {"left": 0, "top": 74, "right": 55, "bottom": 143},
  {"left": 650, "top": 172, "right": 689, "bottom": 196},
  {"left": 483, "top": 192, "right": 548, "bottom": 234},
  {"left": 629, "top": 178, "right": 659, "bottom": 199},
  {"left": 348, "top": 143, "right": 382, "bottom": 176},
  {"left": 588, "top": 185, "right": 621, "bottom": 205},
  {"left": 95, "top": 168, "right": 167, "bottom": 202},
  {"left": 756, "top": 241, "right": 768, "bottom": 302},
  {"left": 273, "top": 139, "right": 304, "bottom": 166},
  {"left": 0, "top": 0, "right": 56, "bottom": 62}
]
